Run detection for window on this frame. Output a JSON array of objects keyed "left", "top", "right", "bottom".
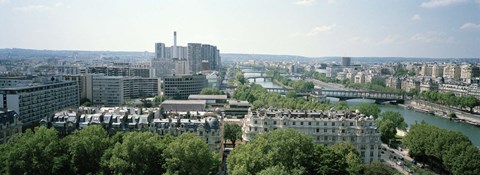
[
  {"left": 341, "top": 130, "right": 345, "bottom": 133},
  {"left": 300, "top": 122, "right": 303, "bottom": 125},
  {"left": 316, "top": 122, "right": 319, "bottom": 126},
  {"left": 254, "top": 120, "right": 257, "bottom": 124},
  {"left": 370, "top": 151, "right": 374, "bottom": 157},
  {"left": 316, "top": 128, "right": 319, "bottom": 133},
  {"left": 284, "top": 122, "right": 287, "bottom": 125},
  {"left": 308, "top": 122, "right": 311, "bottom": 125},
  {"left": 264, "top": 121, "right": 267, "bottom": 125},
  {"left": 332, "top": 129, "right": 335, "bottom": 133},
  {"left": 324, "top": 122, "right": 327, "bottom": 126},
  {"left": 350, "top": 122, "right": 353, "bottom": 126},
  {"left": 332, "top": 122, "right": 335, "bottom": 126},
  {"left": 293, "top": 122, "right": 296, "bottom": 125},
  {"left": 264, "top": 128, "right": 268, "bottom": 132},
  {"left": 361, "top": 151, "right": 365, "bottom": 157},
  {"left": 370, "top": 145, "right": 374, "bottom": 149},
  {"left": 324, "top": 129, "right": 327, "bottom": 133},
  {"left": 324, "top": 136, "right": 328, "bottom": 140},
  {"left": 254, "top": 128, "right": 257, "bottom": 131},
  {"left": 273, "top": 121, "right": 277, "bottom": 125}
]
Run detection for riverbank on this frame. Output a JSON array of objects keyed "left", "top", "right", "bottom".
[
  {"left": 403, "top": 100, "right": 480, "bottom": 127},
  {"left": 307, "top": 78, "right": 349, "bottom": 90}
]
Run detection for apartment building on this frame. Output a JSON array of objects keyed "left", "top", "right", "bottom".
[{"left": 242, "top": 108, "right": 381, "bottom": 163}]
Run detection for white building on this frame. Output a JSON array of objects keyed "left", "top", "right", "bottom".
[
  {"left": 0, "top": 77, "right": 79, "bottom": 124},
  {"left": 92, "top": 76, "right": 160, "bottom": 106},
  {"left": 242, "top": 108, "right": 381, "bottom": 163}
]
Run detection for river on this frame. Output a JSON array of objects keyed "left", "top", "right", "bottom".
[{"left": 242, "top": 69, "right": 480, "bottom": 146}]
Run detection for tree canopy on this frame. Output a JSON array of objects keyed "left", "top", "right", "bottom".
[
  {"left": 224, "top": 123, "right": 242, "bottom": 146},
  {"left": 355, "top": 103, "right": 381, "bottom": 118},
  {"left": 403, "top": 122, "right": 480, "bottom": 175},
  {"left": 0, "top": 126, "right": 220, "bottom": 175},
  {"left": 200, "top": 88, "right": 224, "bottom": 95},
  {"left": 227, "top": 129, "right": 373, "bottom": 175}
]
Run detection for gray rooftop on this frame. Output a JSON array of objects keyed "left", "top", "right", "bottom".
[{"left": 188, "top": 95, "right": 227, "bottom": 100}]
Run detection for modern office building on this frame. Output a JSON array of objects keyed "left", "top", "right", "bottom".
[
  {"left": 0, "top": 109, "right": 22, "bottom": 144},
  {"left": 162, "top": 74, "right": 207, "bottom": 100},
  {"left": 342, "top": 57, "right": 351, "bottom": 66},
  {"left": 242, "top": 108, "right": 381, "bottom": 163},
  {"left": 0, "top": 77, "right": 79, "bottom": 124},
  {"left": 92, "top": 76, "right": 160, "bottom": 106}
]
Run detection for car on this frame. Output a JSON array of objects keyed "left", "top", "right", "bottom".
[{"left": 397, "top": 161, "right": 403, "bottom": 166}]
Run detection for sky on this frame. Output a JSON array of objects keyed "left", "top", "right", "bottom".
[{"left": 0, "top": 0, "right": 479, "bottom": 58}]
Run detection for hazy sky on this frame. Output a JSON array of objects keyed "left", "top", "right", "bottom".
[{"left": 0, "top": 0, "right": 479, "bottom": 58}]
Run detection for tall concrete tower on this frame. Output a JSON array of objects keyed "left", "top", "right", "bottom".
[{"left": 173, "top": 31, "right": 178, "bottom": 58}]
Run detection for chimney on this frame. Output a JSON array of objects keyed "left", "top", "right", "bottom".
[{"left": 173, "top": 31, "right": 178, "bottom": 58}]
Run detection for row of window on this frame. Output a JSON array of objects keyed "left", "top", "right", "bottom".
[{"left": 253, "top": 120, "right": 372, "bottom": 127}]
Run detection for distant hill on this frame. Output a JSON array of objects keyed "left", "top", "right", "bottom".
[{"left": 0, "top": 48, "right": 477, "bottom": 63}]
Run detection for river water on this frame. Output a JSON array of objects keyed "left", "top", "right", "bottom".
[{"left": 242, "top": 69, "right": 480, "bottom": 146}]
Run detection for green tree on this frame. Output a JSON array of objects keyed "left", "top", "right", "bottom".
[
  {"left": 236, "top": 72, "right": 246, "bottom": 85},
  {"left": 227, "top": 129, "right": 315, "bottom": 174},
  {"left": 101, "top": 132, "right": 167, "bottom": 174},
  {"left": 312, "top": 144, "right": 348, "bottom": 175},
  {"left": 200, "top": 88, "right": 224, "bottom": 95},
  {"left": 361, "top": 161, "right": 394, "bottom": 175},
  {"left": 376, "top": 119, "right": 397, "bottom": 144},
  {"left": 163, "top": 133, "right": 219, "bottom": 175},
  {"left": 355, "top": 103, "right": 381, "bottom": 118},
  {"left": 286, "top": 90, "right": 297, "bottom": 98},
  {"left": 153, "top": 95, "right": 167, "bottom": 106},
  {"left": 64, "top": 125, "right": 110, "bottom": 175},
  {"left": 257, "top": 165, "right": 291, "bottom": 175},
  {"left": 224, "top": 123, "right": 242, "bottom": 146},
  {"left": 331, "top": 142, "right": 362, "bottom": 175},
  {"left": 0, "top": 126, "right": 68, "bottom": 175},
  {"left": 379, "top": 111, "right": 408, "bottom": 130}
]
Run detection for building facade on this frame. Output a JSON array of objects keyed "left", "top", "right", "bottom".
[
  {"left": 92, "top": 76, "right": 160, "bottom": 106},
  {"left": 162, "top": 74, "right": 207, "bottom": 100},
  {"left": 0, "top": 77, "right": 79, "bottom": 124},
  {"left": 0, "top": 109, "right": 22, "bottom": 144},
  {"left": 242, "top": 108, "right": 381, "bottom": 163}
]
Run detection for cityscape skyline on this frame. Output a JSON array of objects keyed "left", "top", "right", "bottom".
[{"left": 0, "top": 0, "right": 479, "bottom": 58}]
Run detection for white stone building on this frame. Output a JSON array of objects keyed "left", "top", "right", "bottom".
[{"left": 242, "top": 108, "right": 381, "bottom": 163}]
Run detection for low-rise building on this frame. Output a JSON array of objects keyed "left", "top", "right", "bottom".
[
  {"left": 242, "top": 108, "right": 381, "bottom": 163},
  {"left": 161, "top": 100, "right": 206, "bottom": 112},
  {"left": 188, "top": 95, "right": 227, "bottom": 107},
  {"left": 0, "top": 109, "right": 22, "bottom": 144}
]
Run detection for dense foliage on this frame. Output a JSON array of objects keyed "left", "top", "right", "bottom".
[
  {"left": 0, "top": 126, "right": 219, "bottom": 175},
  {"left": 200, "top": 88, "right": 225, "bottom": 95},
  {"left": 224, "top": 123, "right": 242, "bottom": 146},
  {"left": 227, "top": 129, "right": 392, "bottom": 175},
  {"left": 403, "top": 122, "right": 480, "bottom": 175},
  {"left": 268, "top": 69, "right": 314, "bottom": 92},
  {"left": 393, "top": 68, "right": 416, "bottom": 77},
  {"left": 354, "top": 103, "right": 381, "bottom": 118},
  {"left": 420, "top": 90, "right": 480, "bottom": 113},
  {"left": 375, "top": 111, "right": 407, "bottom": 144},
  {"left": 233, "top": 84, "right": 336, "bottom": 110}
]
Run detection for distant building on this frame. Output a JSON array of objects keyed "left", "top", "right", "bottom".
[
  {"left": 354, "top": 72, "right": 365, "bottom": 84},
  {"left": 0, "top": 109, "right": 22, "bottom": 144},
  {"left": 342, "top": 57, "right": 351, "bottom": 66},
  {"left": 431, "top": 64, "right": 444, "bottom": 78},
  {"left": 155, "top": 42, "right": 166, "bottom": 59},
  {"left": 162, "top": 74, "right": 207, "bottom": 100},
  {"left": 0, "top": 77, "right": 79, "bottom": 124},
  {"left": 420, "top": 64, "right": 432, "bottom": 77},
  {"left": 386, "top": 76, "right": 401, "bottom": 89},
  {"left": 92, "top": 76, "right": 160, "bottom": 106},
  {"left": 443, "top": 64, "right": 461, "bottom": 80},
  {"left": 242, "top": 108, "right": 381, "bottom": 163}
]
